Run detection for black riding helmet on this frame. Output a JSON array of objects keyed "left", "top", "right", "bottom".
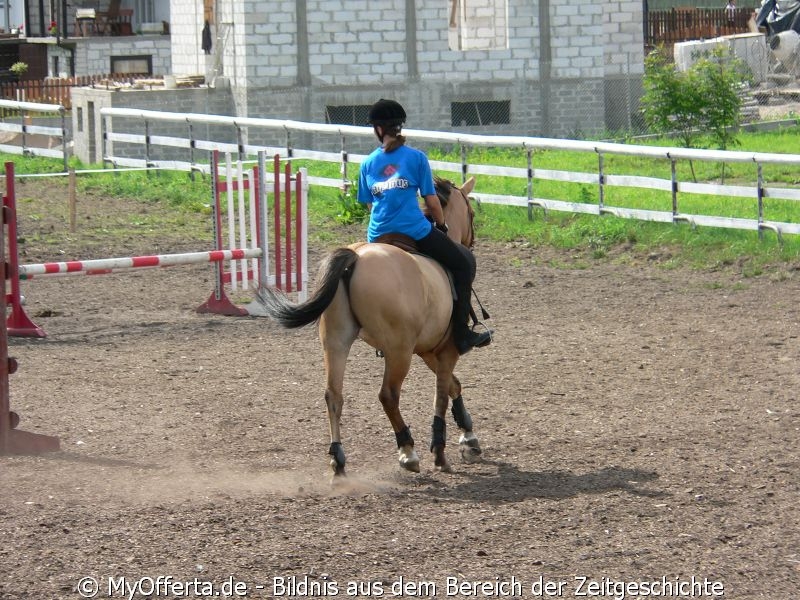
[{"left": 368, "top": 99, "right": 406, "bottom": 126}]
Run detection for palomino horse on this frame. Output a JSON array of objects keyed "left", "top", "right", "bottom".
[{"left": 258, "top": 176, "right": 484, "bottom": 477}]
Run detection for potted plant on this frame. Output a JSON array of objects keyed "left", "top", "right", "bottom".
[{"left": 10, "top": 62, "right": 28, "bottom": 79}]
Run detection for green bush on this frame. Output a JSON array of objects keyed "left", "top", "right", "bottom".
[
  {"left": 334, "top": 179, "right": 368, "bottom": 225},
  {"left": 642, "top": 46, "right": 748, "bottom": 152}
]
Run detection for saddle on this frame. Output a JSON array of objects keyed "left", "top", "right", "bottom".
[
  {"left": 374, "top": 233, "right": 455, "bottom": 300},
  {"left": 373, "top": 234, "right": 490, "bottom": 325},
  {"left": 374, "top": 233, "right": 418, "bottom": 253}
]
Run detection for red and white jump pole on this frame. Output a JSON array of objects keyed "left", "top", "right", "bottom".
[{"left": 19, "top": 248, "right": 262, "bottom": 278}]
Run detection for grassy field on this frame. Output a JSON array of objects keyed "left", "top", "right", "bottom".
[{"left": 4, "top": 123, "right": 800, "bottom": 275}]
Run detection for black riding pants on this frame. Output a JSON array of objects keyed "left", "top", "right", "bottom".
[{"left": 415, "top": 227, "right": 475, "bottom": 329}]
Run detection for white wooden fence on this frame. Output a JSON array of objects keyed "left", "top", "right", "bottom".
[
  {"left": 98, "top": 107, "right": 800, "bottom": 240},
  {"left": 0, "top": 100, "right": 68, "bottom": 172},
  {"left": 5, "top": 100, "right": 800, "bottom": 240}
]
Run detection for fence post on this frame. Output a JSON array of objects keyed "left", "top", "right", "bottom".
[
  {"left": 757, "top": 162, "right": 764, "bottom": 242},
  {"left": 144, "top": 119, "right": 152, "bottom": 169},
  {"left": 526, "top": 146, "right": 534, "bottom": 221},
  {"left": 671, "top": 158, "right": 679, "bottom": 220},
  {"left": 598, "top": 152, "right": 605, "bottom": 214},
  {"left": 460, "top": 144, "right": 468, "bottom": 185},
  {"left": 69, "top": 168, "right": 77, "bottom": 232},
  {"left": 188, "top": 122, "right": 196, "bottom": 180},
  {"left": 59, "top": 106, "right": 68, "bottom": 172},
  {"left": 236, "top": 123, "right": 244, "bottom": 162},
  {"left": 340, "top": 134, "right": 349, "bottom": 192}
]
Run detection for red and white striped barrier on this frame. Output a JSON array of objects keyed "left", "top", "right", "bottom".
[
  {"left": 19, "top": 248, "right": 262, "bottom": 278},
  {"left": 4, "top": 151, "right": 308, "bottom": 337}
]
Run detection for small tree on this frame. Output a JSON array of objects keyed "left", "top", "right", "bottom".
[
  {"left": 694, "top": 49, "right": 749, "bottom": 152},
  {"left": 641, "top": 46, "right": 748, "bottom": 182},
  {"left": 642, "top": 48, "right": 706, "bottom": 152}
]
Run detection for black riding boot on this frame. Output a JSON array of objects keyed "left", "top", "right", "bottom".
[{"left": 452, "top": 294, "right": 491, "bottom": 355}]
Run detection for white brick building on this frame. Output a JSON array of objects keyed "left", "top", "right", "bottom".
[
  {"left": 164, "top": 0, "right": 644, "bottom": 137},
  {"left": 72, "top": 0, "right": 645, "bottom": 162}
]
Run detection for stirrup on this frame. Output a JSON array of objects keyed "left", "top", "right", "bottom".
[{"left": 456, "top": 328, "right": 492, "bottom": 355}]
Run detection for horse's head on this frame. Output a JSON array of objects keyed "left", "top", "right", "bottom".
[{"left": 434, "top": 176, "right": 476, "bottom": 249}]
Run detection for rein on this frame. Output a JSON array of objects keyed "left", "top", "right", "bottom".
[{"left": 434, "top": 177, "right": 476, "bottom": 249}]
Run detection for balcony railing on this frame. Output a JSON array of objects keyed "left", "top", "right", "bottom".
[{"left": 0, "top": 74, "right": 148, "bottom": 111}]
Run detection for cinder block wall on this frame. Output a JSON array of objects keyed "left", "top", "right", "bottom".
[
  {"left": 72, "top": 36, "right": 172, "bottom": 76},
  {"left": 84, "top": 0, "right": 643, "bottom": 143},
  {"left": 71, "top": 86, "right": 235, "bottom": 164}
]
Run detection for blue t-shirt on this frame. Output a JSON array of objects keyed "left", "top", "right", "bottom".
[{"left": 358, "top": 144, "right": 436, "bottom": 242}]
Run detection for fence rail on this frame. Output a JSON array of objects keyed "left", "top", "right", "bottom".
[
  {"left": 0, "top": 100, "right": 797, "bottom": 242},
  {"left": 0, "top": 99, "right": 68, "bottom": 171},
  {"left": 98, "top": 107, "right": 800, "bottom": 240}
]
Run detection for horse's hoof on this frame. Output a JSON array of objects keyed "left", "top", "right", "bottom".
[
  {"left": 329, "top": 471, "right": 347, "bottom": 487},
  {"left": 435, "top": 460, "right": 453, "bottom": 473},
  {"left": 460, "top": 445, "right": 482, "bottom": 463},
  {"left": 402, "top": 460, "right": 420, "bottom": 473},
  {"left": 432, "top": 446, "right": 453, "bottom": 473},
  {"left": 459, "top": 432, "right": 482, "bottom": 463},
  {"left": 399, "top": 446, "right": 420, "bottom": 473}
]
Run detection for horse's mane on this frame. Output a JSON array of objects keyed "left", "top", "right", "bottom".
[{"left": 434, "top": 176, "right": 455, "bottom": 208}]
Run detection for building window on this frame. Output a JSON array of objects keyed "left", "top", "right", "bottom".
[
  {"left": 448, "top": 0, "right": 508, "bottom": 51},
  {"left": 110, "top": 55, "right": 152, "bottom": 75},
  {"left": 325, "top": 105, "right": 371, "bottom": 126},
  {"left": 451, "top": 101, "right": 510, "bottom": 127},
  {"left": 77, "top": 107, "right": 84, "bottom": 133}
]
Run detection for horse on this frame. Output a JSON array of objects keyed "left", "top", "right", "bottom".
[{"left": 257, "top": 176, "right": 485, "bottom": 478}]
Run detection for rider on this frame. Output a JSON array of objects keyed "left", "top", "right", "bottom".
[{"left": 358, "top": 98, "right": 491, "bottom": 355}]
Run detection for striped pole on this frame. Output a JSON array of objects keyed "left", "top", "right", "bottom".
[{"left": 20, "top": 248, "right": 262, "bottom": 279}]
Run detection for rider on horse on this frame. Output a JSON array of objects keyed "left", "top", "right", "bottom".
[{"left": 358, "top": 99, "right": 491, "bottom": 355}]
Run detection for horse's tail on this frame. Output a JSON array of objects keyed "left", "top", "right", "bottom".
[{"left": 257, "top": 247, "right": 358, "bottom": 329}]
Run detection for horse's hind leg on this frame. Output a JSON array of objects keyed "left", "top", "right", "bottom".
[
  {"left": 378, "top": 352, "right": 419, "bottom": 473},
  {"left": 320, "top": 295, "right": 358, "bottom": 480}
]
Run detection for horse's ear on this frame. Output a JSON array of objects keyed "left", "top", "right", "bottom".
[{"left": 461, "top": 176, "right": 476, "bottom": 197}]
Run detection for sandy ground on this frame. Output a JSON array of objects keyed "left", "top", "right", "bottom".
[{"left": 0, "top": 177, "right": 798, "bottom": 599}]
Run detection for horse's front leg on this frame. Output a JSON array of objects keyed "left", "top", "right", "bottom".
[
  {"left": 451, "top": 392, "right": 482, "bottom": 463},
  {"left": 422, "top": 353, "right": 482, "bottom": 467},
  {"left": 424, "top": 350, "right": 458, "bottom": 473}
]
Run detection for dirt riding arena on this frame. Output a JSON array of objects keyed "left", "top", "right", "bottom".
[{"left": 1, "top": 178, "right": 799, "bottom": 599}]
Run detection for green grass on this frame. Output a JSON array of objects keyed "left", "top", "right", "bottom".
[{"left": 3, "top": 123, "right": 800, "bottom": 274}]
